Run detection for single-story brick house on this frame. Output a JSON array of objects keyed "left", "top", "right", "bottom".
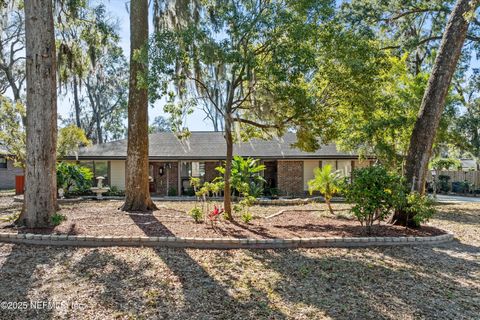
[
  {"left": 0, "top": 148, "right": 23, "bottom": 190},
  {"left": 67, "top": 132, "right": 373, "bottom": 196}
]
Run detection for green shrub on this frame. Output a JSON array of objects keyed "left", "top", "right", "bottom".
[
  {"left": 105, "top": 186, "right": 125, "bottom": 197},
  {"left": 57, "top": 162, "right": 93, "bottom": 195},
  {"left": 344, "top": 165, "right": 402, "bottom": 233},
  {"left": 189, "top": 207, "right": 203, "bottom": 223},
  {"left": 437, "top": 175, "right": 451, "bottom": 193},
  {"left": 215, "top": 156, "right": 266, "bottom": 197},
  {"left": 233, "top": 204, "right": 243, "bottom": 214},
  {"left": 51, "top": 213, "right": 67, "bottom": 226},
  {"left": 241, "top": 211, "right": 253, "bottom": 223},
  {"left": 183, "top": 187, "right": 195, "bottom": 196},
  {"left": 189, "top": 177, "right": 202, "bottom": 193},
  {"left": 264, "top": 187, "right": 279, "bottom": 198},
  {"left": 168, "top": 187, "right": 178, "bottom": 196},
  {"left": 401, "top": 192, "right": 436, "bottom": 227}
]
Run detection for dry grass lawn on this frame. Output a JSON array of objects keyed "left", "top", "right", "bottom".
[{"left": 0, "top": 197, "right": 478, "bottom": 319}]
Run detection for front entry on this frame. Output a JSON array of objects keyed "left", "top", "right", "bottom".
[{"left": 149, "top": 162, "right": 179, "bottom": 196}]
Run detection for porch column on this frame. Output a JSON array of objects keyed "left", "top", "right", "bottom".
[{"left": 178, "top": 160, "right": 182, "bottom": 196}]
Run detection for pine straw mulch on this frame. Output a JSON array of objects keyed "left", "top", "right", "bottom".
[
  {"left": 0, "top": 199, "right": 478, "bottom": 319},
  {"left": 1, "top": 200, "right": 445, "bottom": 238}
]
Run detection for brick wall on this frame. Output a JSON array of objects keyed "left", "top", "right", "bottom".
[
  {"left": 277, "top": 160, "right": 304, "bottom": 196},
  {"left": 0, "top": 159, "right": 23, "bottom": 189},
  {"left": 204, "top": 161, "right": 221, "bottom": 182},
  {"left": 153, "top": 162, "right": 179, "bottom": 196}
]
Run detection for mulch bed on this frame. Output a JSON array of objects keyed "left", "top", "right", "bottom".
[{"left": 1, "top": 201, "right": 445, "bottom": 239}]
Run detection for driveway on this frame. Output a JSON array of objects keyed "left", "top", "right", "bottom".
[{"left": 435, "top": 194, "right": 480, "bottom": 203}]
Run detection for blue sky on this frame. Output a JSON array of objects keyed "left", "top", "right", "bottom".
[
  {"left": 58, "top": 0, "right": 213, "bottom": 131},
  {"left": 57, "top": 0, "right": 479, "bottom": 131}
]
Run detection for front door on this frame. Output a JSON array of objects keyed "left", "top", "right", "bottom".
[{"left": 149, "top": 163, "right": 156, "bottom": 193}]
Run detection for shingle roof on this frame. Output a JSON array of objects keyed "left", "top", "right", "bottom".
[{"left": 69, "top": 132, "right": 359, "bottom": 160}]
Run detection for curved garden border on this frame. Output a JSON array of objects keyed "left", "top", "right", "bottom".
[
  {"left": 12, "top": 195, "right": 330, "bottom": 205},
  {"left": 0, "top": 230, "right": 454, "bottom": 249}
]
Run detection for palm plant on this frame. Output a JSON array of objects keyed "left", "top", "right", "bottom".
[
  {"left": 308, "top": 165, "right": 342, "bottom": 215},
  {"left": 216, "top": 156, "right": 266, "bottom": 197}
]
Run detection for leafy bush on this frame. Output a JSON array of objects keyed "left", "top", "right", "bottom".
[
  {"left": 189, "top": 177, "right": 202, "bottom": 193},
  {"left": 264, "top": 187, "right": 279, "bottom": 199},
  {"left": 241, "top": 211, "right": 253, "bottom": 223},
  {"left": 189, "top": 207, "right": 203, "bottom": 223},
  {"left": 308, "top": 165, "right": 343, "bottom": 215},
  {"left": 57, "top": 125, "right": 91, "bottom": 158},
  {"left": 402, "top": 192, "right": 435, "bottom": 227},
  {"left": 105, "top": 186, "right": 125, "bottom": 197},
  {"left": 344, "top": 165, "right": 402, "bottom": 233},
  {"left": 430, "top": 158, "right": 461, "bottom": 171},
  {"left": 57, "top": 162, "right": 93, "bottom": 195},
  {"left": 51, "top": 213, "right": 67, "bottom": 226},
  {"left": 451, "top": 181, "right": 472, "bottom": 194},
  {"left": 183, "top": 187, "right": 195, "bottom": 196},
  {"left": 216, "top": 156, "right": 266, "bottom": 197},
  {"left": 437, "top": 175, "right": 451, "bottom": 193},
  {"left": 168, "top": 187, "right": 178, "bottom": 196}
]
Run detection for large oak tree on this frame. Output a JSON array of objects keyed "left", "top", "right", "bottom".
[
  {"left": 150, "top": 0, "right": 385, "bottom": 219},
  {"left": 17, "top": 0, "right": 58, "bottom": 227},
  {"left": 121, "top": 0, "right": 157, "bottom": 212},
  {"left": 391, "top": 0, "right": 480, "bottom": 226}
]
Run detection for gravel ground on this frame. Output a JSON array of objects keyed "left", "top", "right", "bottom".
[
  {"left": 1, "top": 200, "right": 444, "bottom": 238},
  {"left": 0, "top": 199, "right": 478, "bottom": 319}
]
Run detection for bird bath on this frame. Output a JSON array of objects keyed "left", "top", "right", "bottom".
[{"left": 90, "top": 176, "right": 110, "bottom": 200}]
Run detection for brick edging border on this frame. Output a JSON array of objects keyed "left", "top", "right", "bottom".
[{"left": 0, "top": 231, "right": 455, "bottom": 249}]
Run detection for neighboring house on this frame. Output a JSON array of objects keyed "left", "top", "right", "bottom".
[
  {"left": 460, "top": 159, "right": 478, "bottom": 171},
  {"left": 66, "top": 132, "right": 373, "bottom": 196},
  {"left": 0, "top": 148, "right": 23, "bottom": 190}
]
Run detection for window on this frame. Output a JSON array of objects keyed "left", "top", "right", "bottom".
[
  {"left": 94, "top": 161, "right": 108, "bottom": 178},
  {"left": 78, "top": 160, "right": 109, "bottom": 186},
  {"left": 0, "top": 157, "right": 6, "bottom": 169},
  {"left": 181, "top": 161, "right": 205, "bottom": 178},
  {"left": 180, "top": 161, "right": 206, "bottom": 195},
  {"left": 94, "top": 161, "right": 109, "bottom": 186},
  {"left": 337, "top": 160, "right": 352, "bottom": 177}
]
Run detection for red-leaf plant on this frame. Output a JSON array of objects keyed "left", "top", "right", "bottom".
[{"left": 208, "top": 205, "right": 224, "bottom": 226}]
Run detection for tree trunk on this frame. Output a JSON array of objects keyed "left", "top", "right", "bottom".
[
  {"left": 326, "top": 199, "right": 334, "bottom": 215},
  {"left": 73, "top": 75, "right": 81, "bottom": 128},
  {"left": 223, "top": 121, "right": 233, "bottom": 220},
  {"left": 17, "top": 0, "right": 58, "bottom": 227},
  {"left": 391, "top": 0, "right": 479, "bottom": 226},
  {"left": 94, "top": 94, "right": 103, "bottom": 144},
  {"left": 121, "top": 0, "right": 157, "bottom": 212}
]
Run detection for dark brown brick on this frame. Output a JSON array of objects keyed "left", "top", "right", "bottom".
[{"left": 277, "top": 160, "right": 304, "bottom": 196}]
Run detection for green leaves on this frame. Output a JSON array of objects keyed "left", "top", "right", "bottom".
[
  {"left": 335, "top": 54, "right": 428, "bottom": 170},
  {"left": 57, "top": 125, "right": 91, "bottom": 159},
  {"left": 0, "top": 97, "right": 26, "bottom": 168},
  {"left": 56, "top": 162, "right": 93, "bottom": 193},
  {"left": 215, "top": 156, "right": 266, "bottom": 197},
  {"left": 344, "top": 165, "right": 403, "bottom": 232},
  {"left": 307, "top": 164, "right": 342, "bottom": 201}
]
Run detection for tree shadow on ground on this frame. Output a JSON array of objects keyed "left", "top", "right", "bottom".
[
  {"left": 433, "top": 210, "right": 480, "bottom": 226},
  {"left": 70, "top": 248, "right": 179, "bottom": 318},
  {"left": 0, "top": 244, "right": 76, "bottom": 320},
  {"left": 244, "top": 240, "right": 479, "bottom": 319},
  {"left": 128, "top": 211, "right": 288, "bottom": 319}
]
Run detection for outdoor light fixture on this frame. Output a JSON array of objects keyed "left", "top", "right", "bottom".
[{"left": 159, "top": 167, "right": 164, "bottom": 175}]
